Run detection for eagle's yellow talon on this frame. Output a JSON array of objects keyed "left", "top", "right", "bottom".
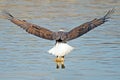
[{"left": 54, "top": 57, "right": 64, "bottom": 62}]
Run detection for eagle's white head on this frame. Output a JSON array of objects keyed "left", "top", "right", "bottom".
[{"left": 59, "top": 28, "right": 65, "bottom": 32}]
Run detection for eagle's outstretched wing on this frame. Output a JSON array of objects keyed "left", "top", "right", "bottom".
[
  {"left": 66, "top": 9, "right": 114, "bottom": 41},
  {"left": 3, "top": 11, "right": 54, "bottom": 40}
]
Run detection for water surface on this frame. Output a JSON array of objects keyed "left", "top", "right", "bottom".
[{"left": 0, "top": 0, "right": 120, "bottom": 80}]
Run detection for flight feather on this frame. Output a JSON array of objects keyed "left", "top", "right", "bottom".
[
  {"left": 66, "top": 9, "right": 114, "bottom": 41},
  {"left": 3, "top": 11, "right": 54, "bottom": 40}
]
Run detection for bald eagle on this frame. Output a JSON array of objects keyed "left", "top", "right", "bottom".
[{"left": 3, "top": 9, "right": 114, "bottom": 66}]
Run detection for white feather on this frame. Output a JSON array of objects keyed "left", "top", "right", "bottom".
[{"left": 48, "top": 43, "right": 74, "bottom": 56}]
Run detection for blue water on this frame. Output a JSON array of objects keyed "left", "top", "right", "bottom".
[{"left": 0, "top": 0, "right": 120, "bottom": 80}]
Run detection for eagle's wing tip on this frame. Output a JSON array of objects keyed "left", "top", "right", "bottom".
[
  {"left": 2, "top": 10, "right": 14, "bottom": 20},
  {"left": 103, "top": 8, "right": 115, "bottom": 20}
]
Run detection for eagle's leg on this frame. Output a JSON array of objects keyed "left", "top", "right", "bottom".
[
  {"left": 61, "top": 56, "right": 64, "bottom": 61},
  {"left": 55, "top": 56, "right": 65, "bottom": 69},
  {"left": 56, "top": 63, "right": 60, "bottom": 69},
  {"left": 61, "top": 61, "right": 65, "bottom": 69},
  {"left": 61, "top": 56, "right": 65, "bottom": 69}
]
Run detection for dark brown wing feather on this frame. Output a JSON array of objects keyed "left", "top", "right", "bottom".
[
  {"left": 4, "top": 11, "right": 54, "bottom": 40},
  {"left": 66, "top": 9, "right": 114, "bottom": 41}
]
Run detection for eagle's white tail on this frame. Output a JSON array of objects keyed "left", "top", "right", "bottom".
[{"left": 48, "top": 43, "right": 74, "bottom": 56}]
